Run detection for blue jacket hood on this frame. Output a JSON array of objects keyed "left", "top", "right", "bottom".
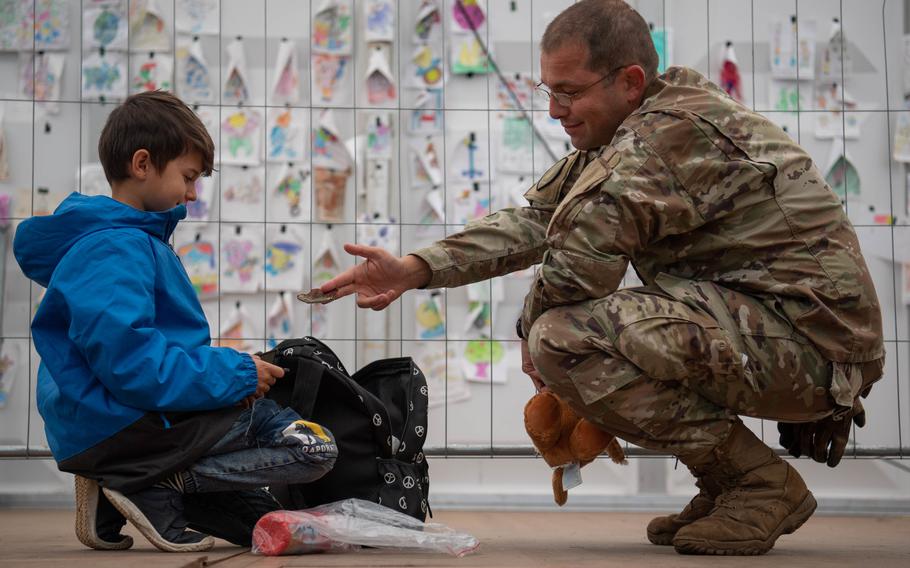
[{"left": 14, "top": 192, "right": 186, "bottom": 287}]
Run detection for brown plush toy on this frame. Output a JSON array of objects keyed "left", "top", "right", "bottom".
[{"left": 524, "top": 390, "right": 627, "bottom": 506}]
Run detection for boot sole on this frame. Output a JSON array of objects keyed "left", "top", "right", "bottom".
[
  {"left": 102, "top": 488, "right": 215, "bottom": 553},
  {"left": 74, "top": 476, "right": 133, "bottom": 550},
  {"left": 646, "top": 530, "right": 675, "bottom": 546},
  {"left": 673, "top": 492, "right": 817, "bottom": 556}
]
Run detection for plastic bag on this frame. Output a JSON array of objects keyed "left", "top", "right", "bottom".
[{"left": 252, "top": 498, "right": 479, "bottom": 557}]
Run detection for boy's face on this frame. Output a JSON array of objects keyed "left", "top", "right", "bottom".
[{"left": 141, "top": 151, "right": 202, "bottom": 212}]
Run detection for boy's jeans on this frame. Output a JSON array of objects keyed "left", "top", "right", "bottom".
[{"left": 182, "top": 398, "right": 337, "bottom": 493}]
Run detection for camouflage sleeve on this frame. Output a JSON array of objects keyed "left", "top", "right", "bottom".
[
  {"left": 411, "top": 151, "right": 594, "bottom": 289},
  {"left": 520, "top": 125, "right": 705, "bottom": 336}
]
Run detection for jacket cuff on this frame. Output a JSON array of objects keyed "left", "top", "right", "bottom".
[
  {"left": 409, "top": 245, "right": 455, "bottom": 289},
  {"left": 237, "top": 353, "right": 259, "bottom": 396}
]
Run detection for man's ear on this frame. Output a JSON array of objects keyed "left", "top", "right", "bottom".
[
  {"left": 621, "top": 65, "right": 647, "bottom": 104},
  {"left": 129, "top": 149, "right": 152, "bottom": 180}
]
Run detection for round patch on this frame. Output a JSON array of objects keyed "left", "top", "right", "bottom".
[
  {"left": 384, "top": 472, "right": 396, "bottom": 484},
  {"left": 420, "top": 386, "right": 428, "bottom": 396},
  {"left": 415, "top": 425, "right": 425, "bottom": 438},
  {"left": 372, "top": 413, "right": 382, "bottom": 426},
  {"left": 403, "top": 476, "right": 415, "bottom": 489},
  {"left": 421, "top": 499, "right": 427, "bottom": 513},
  {"left": 399, "top": 496, "right": 408, "bottom": 510},
  {"left": 416, "top": 452, "right": 424, "bottom": 464}
]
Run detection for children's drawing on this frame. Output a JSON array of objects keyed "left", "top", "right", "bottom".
[
  {"left": 824, "top": 145, "right": 860, "bottom": 199},
  {"left": 311, "top": 229, "right": 342, "bottom": 337},
  {"left": 177, "top": 37, "right": 214, "bottom": 103},
  {"left": 411, "top": 341, "right": 470, "bottom": 409},
  {"left": 419, "top": 187, "right": 445, "bottom": 226},
  {"left": 452, "top": 0, "right": 485, "bottom": 32},
  {"left": 814, "top": 83, "right": 861, "bottom": 139},
  {"left": 84, "top": 5, "right": 127, "bottom": 50},
  {"left": 357, "top": 216, "right": 397, "bottom": 252},
  {"left": 409, "top": 89, "right": 444, "bottom": 133},
  {"left": 498, "top": 115, "right": 534, "bottom": 174},
  {"left": 720, "top": 42, "right": 742, "bottom": 102},
  {"left": 194, "top": 105, "right": 220, "bottom": 160},
  {"left": 266, "top": 225, "right": 306, "bottom": 291},
  {"left": 267, "top": 292, "right": 295, "bottom": 348},
  {"left": 82, "top": 51, "right": 127, "bottom": 101},
  {"left": 770, "top": 17, "right": 816, "bottom": 80},
  {"left": 410, "top": 137, "right": 443, "bottom": 188},
  {"left": 450, "top": 34, "right": 489, "bottom": 75},
  {"left": 185, "top": 173, "right": 216, "bottom": 220},
  {"left": 129, "top": 0, "right": 169, "bottom": 51},
  {"left": 221, "top": 225, "right": 263, "bottom": 293},
  {"left": 0, "top": 105, "right": 7, "bottom": 180},
  {"left": 0, "top": 0, "right": 30, "bottom": 50},
  {"left": 415, "top": 290, "right": 445, "bottom": 339},
  {"left": 78, "top": 163, "right": 111, "bottom": 197},
  {"left": 313, "top": 0, "right": 353, "bottom": 55},
  {"left": 364, "top": 0, "right": 394, "bottom": 43},
  {"left": 268, "top": 162, "right": 311, "bottom": 221},
  {"left": 461, "top": 339, "right": 505, "bottom": 384},
  {"left": 33, "top": 0, "right": 70, "bottom": 50},
  {"left": 414, "top": 0, "right": 441, "bottom": 43},
  {"left": 819, "top": 18, "right": 851, "bottom": 83},
  {"left": 223, "top": 38, "right": 250, "bottom": 104},
  {"left": 131, "top": 53, "right": 173, "bottom": 93},
  {"left": 451, "top": 132, "right": 489, "bottom": 183},
  {"left": 314, "top": 166, "right": 351, "bottom": 222},
  {"left": 19, "top": 52, "right": 65, "bottom": 104},
  {"left": 221, "top": 165, "right": 264, "bottom": 221},
  {"left": 367, "top": 113, "right": 392, "bottom": 159},
  {"left": 221, "top": 108, "right": 262, "bottom": 165},
  {"left": 312, "top": 110, "right": 351, "bottom": 170},
  {"left": 0, "top": 341, "right": 22, "bottom": 409},
  {"left": 270, "top": 39, "right": 300, "bottom": 105},
  {"left": 175, "top": 0, "right": 219, "bottom": 35},
  {"left": 366, "top": 47, "right": 396, "bottom": 105},
  {"left": 496, "top": 73, "right": 534, "bottom": 111},
  {"left": 312, "top": 53, "right": 349, "bottom": 103},
  {"left": 174, "top": 223, "right": 219, "bottom": 298},
  {"left": 651, "top": 27, "right": 672, "bottom": 74},
  {"left": 769, "top": 80, "right": 808, "bottom": 112},
  {"left": 267, "top": 107, "right": 307, "bottom": 162},
  {"left": 893, "top": 112, "right": 910, "bottom": 163},
  {"left": 411, "top": 44, "right": 444, "bottom": 89},
  {"left": 450, "top": 184, "right": 492, "bottom": 225},
  {"left": 218, "top": 303, "right": 256, "bottom": 353}
]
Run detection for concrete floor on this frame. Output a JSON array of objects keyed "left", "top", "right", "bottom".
[{"left": 0, "top": 508, "right": 909, "bottom": 567}]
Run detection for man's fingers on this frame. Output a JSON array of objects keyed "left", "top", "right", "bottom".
[
  {"left": 344, "top": 242, "right": 386, "bottom": 261},
  {"left": 827, "top": 427, "right": 850, "bottom": 467},
  {"left": 812, "top": 425, "right": 833, "bottom": 463},
  {"left": 320, "top": 271, "right": 355, "bottom": 294},
  {"left": 853, "top": 409, "right": 866, "bottom": 428}
]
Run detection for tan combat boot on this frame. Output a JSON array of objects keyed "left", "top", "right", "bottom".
[
  {"left": 646, "top": 469, "right": 721, "bottom": 545},
  {"left": 672, "top": 421, "right": 817, "bottom": 555}
]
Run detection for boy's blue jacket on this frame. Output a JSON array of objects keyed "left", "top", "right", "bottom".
[{"left": 14, "top": 193, "right": 258, "bottom": 463}]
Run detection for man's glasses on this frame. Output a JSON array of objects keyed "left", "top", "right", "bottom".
[{"left": 535, "top": 65, "right": 629, "bottom": 108}]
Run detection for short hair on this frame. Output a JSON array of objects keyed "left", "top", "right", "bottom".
[
  {"left": 541, "top": 0, "right": 659, "bottom": 83},
  {"left": 98, "top": 90, "right": 214, "bottom": 184}
]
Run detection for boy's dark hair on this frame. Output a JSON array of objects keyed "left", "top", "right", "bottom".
[
  {"left": 542, "top": 0, "right": 659, "bottom": 83},
  {"left": 98, "top": 90, "right": 215, "bottom": 183}
]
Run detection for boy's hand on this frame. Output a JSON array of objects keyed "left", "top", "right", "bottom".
[{"left": 252, "top": 355, "right": 286, "bottom": 398}]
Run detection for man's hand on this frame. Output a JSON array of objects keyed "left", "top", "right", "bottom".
[
  {"left": 777, "top": 398, "right": 866, "bottom": 467},
  {"left": 319, "top": 244, "right": 431, "bottom": 311},
  {"left": 252, "top": 355, "right": 286, "bottom": 398},
  {"left": 521, "top": 339, "right": 547, "bottom": 392}
]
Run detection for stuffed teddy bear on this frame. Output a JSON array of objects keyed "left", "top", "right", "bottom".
[{"left": 524, "top": 390, "right": 627, "bottom": 506}]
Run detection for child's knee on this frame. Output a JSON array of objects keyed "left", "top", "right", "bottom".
[{"left": 281, "top": 419, "right": 338, "bottom": 468}]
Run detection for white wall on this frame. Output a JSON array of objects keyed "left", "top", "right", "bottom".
[{"left": 0, "top": 0, "right": 908, "bottom": 509}]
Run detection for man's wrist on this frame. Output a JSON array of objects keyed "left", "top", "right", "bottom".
[{"left": 403, "top": 254, "right": 432, "bottom": 290}]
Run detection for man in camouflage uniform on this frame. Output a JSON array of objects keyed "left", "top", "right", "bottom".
[{"left": 320, "top": 0, "right": 884, "bottom": 556}]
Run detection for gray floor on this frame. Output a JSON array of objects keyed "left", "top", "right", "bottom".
[{"left": 1, "top": 508, "right": 909, "bottom": 567}]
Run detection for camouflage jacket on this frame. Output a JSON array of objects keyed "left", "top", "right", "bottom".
[{"left": 412, "top": 67, "right": 883, "bottom": 364}]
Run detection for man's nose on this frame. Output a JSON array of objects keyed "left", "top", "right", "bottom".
[{"left": 548, "top": 96, "right": 568, "bottom": 119}]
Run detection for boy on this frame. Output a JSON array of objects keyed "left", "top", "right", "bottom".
[{"left": 14, "top": 91, "right": 337, "bottom": 552}]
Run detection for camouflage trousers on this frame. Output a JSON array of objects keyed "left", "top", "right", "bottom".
[{"left": 528, "top": 278, "right": 838, "bottom": 455}]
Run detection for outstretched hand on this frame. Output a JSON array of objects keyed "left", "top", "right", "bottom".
[{"left": 319, "top": 243, "right": 431, "bottom": 311}]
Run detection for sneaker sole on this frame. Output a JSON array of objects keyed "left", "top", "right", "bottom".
[
  {"left": 102, "top": 487, "right": 215, "bottom": 553},
  {"left": 673, "top": 492, "right": 817, "bottom": 556},
  {"left": 74, "top": 476, "right": 133, "bottom": 551}
]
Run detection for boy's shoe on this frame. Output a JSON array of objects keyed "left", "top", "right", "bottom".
[
  {"left": 185, "top": 488, "right": 283, "bottom": 547},
  {"left": 74, "top": 476, "right": 134, "bottom": 550},
  {"left": 102, "top": 486, "right": 215, "bottom": 553}
]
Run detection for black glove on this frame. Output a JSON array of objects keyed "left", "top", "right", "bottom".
[{"left": 777, "top": 399, "right": 866, "bottom": 468}]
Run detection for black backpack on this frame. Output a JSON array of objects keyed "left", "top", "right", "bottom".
[{"left": 260, "top": 337, "right": 431, "bottom": 521}]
